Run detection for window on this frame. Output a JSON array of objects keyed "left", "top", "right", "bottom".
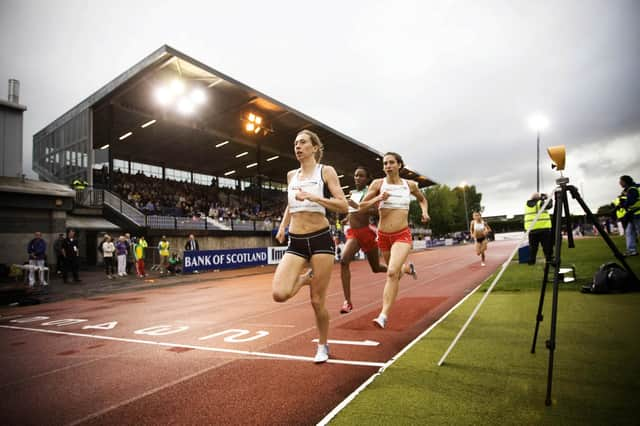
[
  {"left": 165, "top": 167, "right": 191, "bottom": 182},
  {"left": 130, "top": 161, "right": 163, "bottom": 178},
  {"left": 218, "top": 177, "right": 237, "bottom": 189},
  {"left": 114, "top": 159, "right": 129, "bottom": 173},
  {"left": 193, "top": 172, "right": 214, "bottom": 186}
]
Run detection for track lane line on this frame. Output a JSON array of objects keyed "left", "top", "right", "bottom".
[{"left": 0, "top": 325, "right": 384, "bottom": 368}]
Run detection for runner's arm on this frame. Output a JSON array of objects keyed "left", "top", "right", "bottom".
[{"left": 410, "top": 180, "right": 430, "bottom": 223}]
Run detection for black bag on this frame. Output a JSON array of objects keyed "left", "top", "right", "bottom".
[{"left": 582, "top": 262, "right": 631, "bottom": 294}]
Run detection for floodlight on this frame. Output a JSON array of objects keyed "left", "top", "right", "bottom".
[
  {"left": 246, "top": 122, "right": 255, "bottom": 132},
  {"left": 190, "top": 88, "right": 206, "bottom": 104},
  {"left": 155, "top": 87, "right": 171, "bottom": 105},
  {"left": 547, "top": 145, "right": 566, "bottom": 171},
  {"left": 171, "top": 79, "right": 185, "bottom": 94},
  {"left": 528, "top": 114, "right": 549, "bottom": 132},
  {"left": 177, "top": 99, "right": 194, "bottom": 114}
]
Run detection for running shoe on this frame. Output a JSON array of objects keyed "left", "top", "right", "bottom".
[
  {"left": 373, "top": 314, "right": 387, "bottom": 329},
  {"left": 407, "top": 262, "right": 417, "bottom": 279},
  {"left": 314, "top": 344, "right": 330, "bottom": 363},
  {"left": 481, "top": 262, "right": 486, "bottom": 266},
  {"left": 340, "top": 301, "right": 353, "bottom": 314}
]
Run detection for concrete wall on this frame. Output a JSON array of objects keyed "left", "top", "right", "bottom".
[
  {"left": 144, "top": 235, "right": 275, "bottom": 254},
  {"left": 0, "top": 104, "right": 24, "bottom": 178},
  {"left": 0, "top": 208, "right": 68, "bottom": 265}
]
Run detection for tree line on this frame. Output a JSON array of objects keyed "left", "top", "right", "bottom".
[{"left": 409, "top": 184, "right": 483, "bottom": 237}]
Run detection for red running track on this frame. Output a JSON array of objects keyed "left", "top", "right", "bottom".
[{"left": 0, "top": 241, "right": 516, "bottom": 425}]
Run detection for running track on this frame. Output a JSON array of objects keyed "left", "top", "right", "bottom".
[{"left": 0, "top": 241, "right": 516, "bottom": 425}]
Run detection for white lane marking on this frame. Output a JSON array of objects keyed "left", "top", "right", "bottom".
[
  {"left": 312, "top": 339, "right": 379, "bottom": 347},
  {"left": 317, "top": 249, "right": 515, "bottom": 425},
  {"left": 243, "top": 323, "right": 295, "bottom": 328},
  {"left": 0, "top": 325, "right": 384, "bottom": 368},
  {"left": 199, "top": 329, "right": 269, "bottom": 343}
]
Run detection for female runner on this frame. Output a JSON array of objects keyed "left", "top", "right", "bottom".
[
  {"left": 470, "top": 211, "right": 491, "bottom": 266},
  {"left": 272, "top": 130, "right": 348, "bottom": 363},
  {"left": 358, "top": 152, "right": 429, "bottom": 328}
]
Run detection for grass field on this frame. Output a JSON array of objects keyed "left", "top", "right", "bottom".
[{"left": 330, "top": 237, "right": 640, "bottom": 425}]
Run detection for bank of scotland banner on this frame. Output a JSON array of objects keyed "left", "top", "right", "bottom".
[{"left": 183, "top": 248, "right": 268, "bottom": 273}]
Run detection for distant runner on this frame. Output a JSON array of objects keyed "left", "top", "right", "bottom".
[{"left": 470, "top": 211, "right": 491, "bottom": 266}]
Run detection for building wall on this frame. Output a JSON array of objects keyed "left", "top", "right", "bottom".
[
  {"left": 0, "top": 105, "right": 24, "bottom": 178},
  {"left": 0, "top": 208, "right": 67, "bottom": 265}
]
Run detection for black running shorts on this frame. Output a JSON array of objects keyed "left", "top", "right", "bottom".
[{"left": 286, "top": 227, "right": 335, "bottom": 260}]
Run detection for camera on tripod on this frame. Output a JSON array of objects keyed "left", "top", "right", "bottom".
[{"left": 530, "top": 144, "right": 639, "bottom": 406}]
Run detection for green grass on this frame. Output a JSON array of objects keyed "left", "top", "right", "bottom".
[
  {"left": 492, "top": 236, "right": 640, "bottom": 291},
  {"left": 331, "top": 237, "right": 640, "bottom": 425}
]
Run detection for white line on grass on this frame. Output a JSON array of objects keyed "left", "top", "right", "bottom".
[
  {"left": 317, "top": 264, "right": 496, "bottom": 425},
  {"left": 0, "top": 325, "right": 384, "bottom": 368}
]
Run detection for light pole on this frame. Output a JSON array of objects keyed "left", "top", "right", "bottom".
[
  {"left": 528, "top": 114, "right": 550, "bottom": 193},
  {"left": 460, "top": 181, "right": 469, "bottom": 233}
]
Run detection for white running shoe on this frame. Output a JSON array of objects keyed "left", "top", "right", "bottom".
[
  {"left": 314, "top": 344, "right": 329, "bottom": 363},
  {"left": 373, "top": 314, "right": 387, "bottom": 329},
  {"left": 481, "top": 262, "right": 486, "bottom": 266}
]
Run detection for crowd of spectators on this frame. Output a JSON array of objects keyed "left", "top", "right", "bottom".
[{"left": 109, "top": 170, "right": 286, "bottom": 222}]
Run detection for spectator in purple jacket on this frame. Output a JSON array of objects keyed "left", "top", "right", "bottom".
[
  {"left": 115, "top": 235, "right": 128, "bottom": 277},
  {"left": 27, "top": 231, "right": 48, "bottom": 287}
]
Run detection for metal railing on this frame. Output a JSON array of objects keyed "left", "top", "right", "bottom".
[
  {"left": 75, "top": 188, "right": 104, "bottom": 207},
  {"left": 102, "top": 190, "right": 146, "bottom": 226},
  {"left": 78, "top": 189, "right": 278, "bottom": 232}
]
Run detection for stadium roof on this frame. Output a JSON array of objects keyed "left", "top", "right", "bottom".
[{"left": 36, "top": 45, "right": 435, "bottom": 188}]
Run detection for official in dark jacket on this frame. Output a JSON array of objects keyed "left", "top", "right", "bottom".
[{"left": 62, "top": 229, "right": 81, "bottom": 283}]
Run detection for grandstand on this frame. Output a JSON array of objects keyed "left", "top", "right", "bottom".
[{"left": 25, "top": 45, "right": 435, "bottom": 263}]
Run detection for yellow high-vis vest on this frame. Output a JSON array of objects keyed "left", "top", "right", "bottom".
[{"left": 524, "top": 201, "right": 552, "bottom": 231}]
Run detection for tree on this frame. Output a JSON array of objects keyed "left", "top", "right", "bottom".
[{"left": 409, "top": 184, "right": 484, "bottom": 237}]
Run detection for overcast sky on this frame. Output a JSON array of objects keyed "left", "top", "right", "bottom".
[{"left": 1, "top": 0, "right": 639, "bottom": 216}]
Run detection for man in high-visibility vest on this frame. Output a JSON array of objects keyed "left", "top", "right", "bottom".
[
  {"left": 524, "top": 192, "right": 553, "bottom": 265},
  {"left": 618, "top": 175, "right": 640, "bottom": 256},
  {"left": 158, "top": 236, "right": 170, "bottom": 275},
  {"left": 71, "top": 178, "right": 89, "bottom": 190}
]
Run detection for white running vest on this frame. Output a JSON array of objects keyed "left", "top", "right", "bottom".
[
  {"left": 348, "top": 187, "right": 368, "bottom": 213},
  {"left": 473, "top": 221, "right": 486, "bottom": 232},
  {"left": 379, "top": 178, "right": 410, "bottom": 210},
  {"left": 288, "top": 164, "right": 326, "bottom": 214}
]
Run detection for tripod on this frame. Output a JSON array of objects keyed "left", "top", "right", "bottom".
[{"left": 530, "top": 176, "right": 639, "bottom": 405}]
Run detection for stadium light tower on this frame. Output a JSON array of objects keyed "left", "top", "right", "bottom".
[{"left": 527, "top": 114, "right": 550, "bottom": 193}]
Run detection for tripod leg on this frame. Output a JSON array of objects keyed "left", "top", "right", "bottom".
[
  {"left": 532, "top": 192, "right": 562, "bottom": 354},
  {"left": 545, "top": 187, "right": 565, "bottom": 406},
  {"left": 531, "top": 260, "right": 551, "bottom": 354},
  {"left": 568, "top": 186, "right": 639, "bottom": 283},
  {"left": 563, "top": 193, "right": 574, "bottom": 248}
]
